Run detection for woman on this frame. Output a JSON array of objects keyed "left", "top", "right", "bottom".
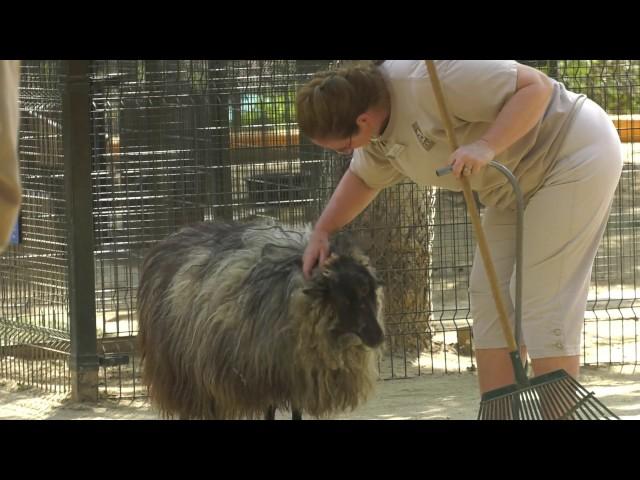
[
  {"left": 296, "top": 60, "right": 623, "bottom": 398},
  {"left": 0, "top": 60, "right": 21, "bottom": 253}
]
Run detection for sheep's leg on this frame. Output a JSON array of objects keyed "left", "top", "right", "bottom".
[
  {"left": 264, "top": 405, "right": 276, "bottom": 420},
  {"left": 291, "top": 408, "right": 302, "bottom": 420}
]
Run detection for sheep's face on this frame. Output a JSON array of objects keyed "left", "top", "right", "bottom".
[{"left": 305, "top": 254, "right": 384, "bottom": 349}]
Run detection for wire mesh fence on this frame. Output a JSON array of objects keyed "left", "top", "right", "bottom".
[
  {"left": 0, "top": 61, "right": 71, "bottom": 394},
  {"left": 0, "top": 60, "right": 638, "bottom": 400}
]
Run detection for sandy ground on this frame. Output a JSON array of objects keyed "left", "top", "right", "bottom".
[{"left": 1, "top": 364, "right": 639, "bottom": 420}]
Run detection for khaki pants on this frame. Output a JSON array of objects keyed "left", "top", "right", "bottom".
[{"left": 471, "top": 98, "right": 623, "bottom": 358}]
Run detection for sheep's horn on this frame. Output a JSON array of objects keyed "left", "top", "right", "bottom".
[
  {"left": 321, "top": 253, "right": 340, "bottom": 277},
  {"left": 323, "top": 253, "right": 339, "bottom": 266}
]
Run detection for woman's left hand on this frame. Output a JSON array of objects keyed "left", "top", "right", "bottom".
[{"left": 449, "top": 139, "right": 495, "bottom": 179}]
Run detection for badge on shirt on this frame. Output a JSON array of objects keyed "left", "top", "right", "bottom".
[{"left": 412, "top": 121, "right": 435, "bottom": 152}]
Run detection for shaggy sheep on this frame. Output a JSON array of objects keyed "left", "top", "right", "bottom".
[{"left": 137, "top": 220, "right": 385, "bottom": 419}]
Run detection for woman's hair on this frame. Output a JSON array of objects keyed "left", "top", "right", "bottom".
[{"left": 296, "top": 61, "right": 388, "bottom": 141}]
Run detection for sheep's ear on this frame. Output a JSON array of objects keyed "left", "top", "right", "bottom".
[{"left": 303, "top": 286, "right": 325, "bottom": 297}]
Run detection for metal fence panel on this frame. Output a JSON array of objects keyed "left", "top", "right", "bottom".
[{"left": 1, "top": 60, "right": 638, "bottom": 400}]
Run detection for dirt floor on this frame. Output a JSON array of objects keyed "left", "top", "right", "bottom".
[{"left": 1, "top": 364, "right": 639, "bottom": 420}]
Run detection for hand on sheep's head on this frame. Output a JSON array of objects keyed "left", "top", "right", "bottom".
[
  {"left": 303, "top": 253, "right": 339, "bottom": 289},
  {"left": 302, "top": 229, "right": 331, "bottom": 280}
]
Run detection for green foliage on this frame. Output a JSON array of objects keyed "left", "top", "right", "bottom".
[
  {"left": 238, "top": 90, "right": 297, "bottom": 126},
  {"left": 523, "top": 60, "right": 640, "bottom": 115}
]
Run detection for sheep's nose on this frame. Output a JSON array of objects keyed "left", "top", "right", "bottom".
[{"left": 362, "top": 322, "right": 385, "bottom": 348}]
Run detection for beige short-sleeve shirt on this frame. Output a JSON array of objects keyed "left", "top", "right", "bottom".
[{"left": 349, "top": 60, "right": 585, "bottom": 209}]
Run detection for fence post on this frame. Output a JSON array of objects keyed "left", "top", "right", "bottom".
[
  {"left": 207, "top": 60, "right": 234, "bottom": 221},
  {"left": 63, "top": 60, "right": 99, "bottom": 402},
  {"left": 548, "top": 60, "right": 558, "bottom": 80}
]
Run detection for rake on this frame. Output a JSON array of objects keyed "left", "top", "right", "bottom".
[{"left": 425, "top": 60, "right": 619, "bottom": 420}]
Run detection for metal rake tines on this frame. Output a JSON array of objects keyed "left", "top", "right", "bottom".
[
  {"left": 478, "top": 370, "right": 619, "bottom": 420},
  {"left": 478, "top": 390, "right": 544, "bottom": 420},
  {"left": 530, "top": 371, "right": 619, "bottom": 420}
]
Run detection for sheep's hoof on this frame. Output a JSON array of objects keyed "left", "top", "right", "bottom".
[
  {"left": 264, "top": 406, "right": 276, "bottom": 420},
  {"left": 264, "top": 406, "right": 302, "bottom": 420}
]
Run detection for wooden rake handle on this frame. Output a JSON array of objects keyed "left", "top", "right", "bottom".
[{"left": 424, "top": 60, "right": 518, "bottom": 353}]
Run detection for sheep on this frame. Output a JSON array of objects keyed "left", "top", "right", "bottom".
[{"left": 137, "top": 219, "right": 385, "bottom": 420}]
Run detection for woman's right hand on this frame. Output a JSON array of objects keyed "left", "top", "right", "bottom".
[
  {"left": 300, "top": 169, "right": 380, "bottom": 280},
  {"left": 302, "top": 229, "right": 331, "bottom": 280}
]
